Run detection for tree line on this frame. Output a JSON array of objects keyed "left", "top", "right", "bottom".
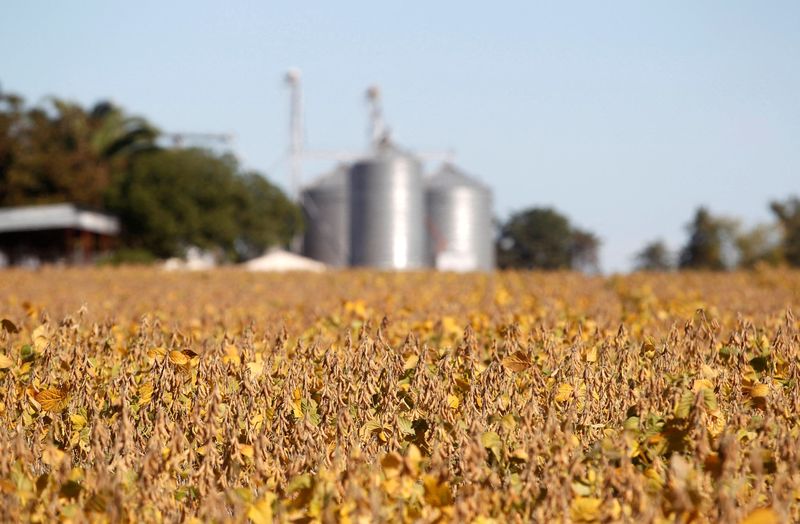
[
  {"left": 496, "top": 201, "right": 800, "bottom": 272},
  {"left": 634, "top": 202, "right": 800, "bottom": 271},
  {"left": 0, "top": 91, "right": 301, "bottom": 262}
]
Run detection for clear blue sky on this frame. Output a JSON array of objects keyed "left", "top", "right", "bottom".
[{"left": 2, "top": 2, "right": 798, "bottom": 271}]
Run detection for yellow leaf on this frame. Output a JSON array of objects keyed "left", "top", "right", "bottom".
[
  {"left": 223, "top": 344, "right": 240, "bottom": 366},
  {"left": 585, "top": 346, "right": 598, "bottom": 363},
  {"left": 555, "top": 383, "right": 574, "bottom": 403},
  {"left": 147, "top": 347, "right": 167, "bottom": 359},
  {"left": 510, "top": 448, "right": 528, "bottom": 462},
  {"left": 169, "top": 350, "right": 191, "bottom": 370},
  {"left": 41, "top": 445, "right": 66, "bottom": 467},
  {"left": 0, "top": 353, "right": 14, "bottom": 369},
  {"left": 32, "top": 325, "right": 49, "bottom": 353},
  {"left": 498, "top": 393, "right": 510, "bottom": 410},
  {"left": 405, "top": 445, "right": 422, "bottom": 476},
  {"left": 446, "top": 394, "right": 460, "bottom": 409},
  {"left": 70, "top": 414, "right": 87, "bottom": 430},
  {"left": 344, "top": 300, "right": 368, "bottom": 318},
  {"left": 402, "top": 353, "right": 419, "bottom": 371},
  {"left": 692, "top": 378, "right": 714, "bottom": 393},
  {"left": 481, "top": 431, "right": 502, "bottom": 460},
  {"left": 751, "top": 383, "right": 770, "bottom": 399},
  {"left": 35, "top": 386, "right": 69, "bottom": 413},
  {"left": 502, "top": 350, "right": 532, "bottom": 372},
  {"left": 291, "top": 399, "right": 303, "bottom": 419},
  {"left": 706, "top": 409, "right": 726, "bottom": 437},
  {"left": 240, "top": 444, "right": 254, "bottom": 459},
  {"left": 700, "top": 363, "right": 718, "bottom": 379},
  {"left": 570, "top": 496, "right": 602, "bottom": 523},
  {"left": 494, "top": 287, "right": 511, "bottom": 307},
  {"left": 423, "top": 474, "right": 453, "bottom": 507},
  {"left": 250, "top": 413, "right": 264, "bottom": 431},
  {"left": 247, "top": 493, "right": 276, "bottom": 524},
  {"left": 441, "top": 316, "right": 460, "bottom": 337},
  {"left": 138, "top": 382, "right": 154, "bottom": 406},
  {"left": 740, "top": 508, "right": 779, "bottom": 524},
  {"left": 246, "top": 361, "right": 264, "bottom": 377},
  {"left": 361, "top": 419, "right": 384, "bottom": 441}
]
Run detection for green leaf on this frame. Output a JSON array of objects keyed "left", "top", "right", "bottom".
[
  {"left": 675, "top": 390, "right": 694, "bottom": 419},
  {"left": 287, "top": 474, "right": 312, "bottom": 494},
  {"left": 702, "top": 388, "right": 718, "bottom": 411},
  {"left": 397, "top": 416, "right": 414, "bottom": 437},
  {"left": 301, "top": 398, "right": 320, "bottom": 426},
  {"left": 481, "top": 431, "right": 502, "bottom": 461},
  {"left": 20, "top": 344, "right": 34, "bottom": 362},
  {"left": 623, "top": 416, "right": 640, "bottom": 432}
]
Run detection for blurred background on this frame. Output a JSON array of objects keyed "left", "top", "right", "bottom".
[{"left": 0, "top": 1, "right": 798, "bottom": 272}]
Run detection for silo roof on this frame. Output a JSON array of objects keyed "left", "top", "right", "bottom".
[
  {"left": 304, "top": 164, "right": 348, "bottom": 189},
  {"left": 427, "top": 163, "right": 490, "bottom": 192}
]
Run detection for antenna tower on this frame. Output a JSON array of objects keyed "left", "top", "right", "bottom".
[
  {"left": 286, "top": 68, "right": 303, "bottom": 199},
  {"left": 366, "top": 85, "right": 385, "bottom": 150}
]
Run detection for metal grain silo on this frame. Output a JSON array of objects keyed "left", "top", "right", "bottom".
[
  {"left": 349, "top": 145, "right": 427, "bottom": 269},
  {"left": 301, "top": 165, "right": 349, "bottom": 267},
  {"left": 425, "top": 164, "right": 495, "bottom": 271}
]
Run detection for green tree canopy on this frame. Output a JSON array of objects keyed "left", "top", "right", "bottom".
[
  {"left": 234, "top": 172, "right": 303, "bottom": 260},
  {"left": 497, "top": 207, "right": 600, "bottom": 271},
  {"left": 1, "top": 90, "right": 300, "bottom": 262},
  {"left": 678, "top": 207, "right": 737, "bottom": 270},
  {"left": 105, "top": 148, "right": 301, "bottom": 260},
  {"left": 771, "top": 197, "right": 800, "bottom": 267},
  {"left": 634, "top": 240, "right": 673, "bottom": 271},
  {"left": 0, "top": 93, "right": 157, "bottom": 207},
  {"left": 735, "top": 223, "right": 783, "bottom": 269}
]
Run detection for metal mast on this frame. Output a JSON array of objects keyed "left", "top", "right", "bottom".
[
  {"left": 366, "top": 85, "right": 385, "bottom": 151},
  {"left": 286, "top": 68, "right": 303, "bottom": 199}
]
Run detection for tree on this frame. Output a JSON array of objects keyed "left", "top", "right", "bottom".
[
  {"left": 497, "top": 207, "right": 600, "bottom": 271},
  {"left": 0, "top": 94, "right": 157, "bottom": 207},
  {"left": 570, "top": 229, "right": 601, "bottom": 273},
  {"left": 678, "top": 207, "right": 737, "bottom": 270},
  {"left": 105, "top": 148, "right": 301, "bottom": 260},
  {"left": 634, "top": 240, "right": 673, "bottom": 271},
  {"left": 1, "top": 89, "right": 300, "bottom": 262},
  {"left": 233, "top": 171, "right": 303, "bottom": 259},
  {"left": 735, "top": 223, "right": 783, "bottom": 268},
  {"left": 770, "top": 197, "right": 800, "bottom": 266}
]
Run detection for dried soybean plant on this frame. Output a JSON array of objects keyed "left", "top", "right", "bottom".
[{"left": 0, "top": 268, "right": 798, "bottom": 523}]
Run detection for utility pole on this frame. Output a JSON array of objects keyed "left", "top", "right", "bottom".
[{"left": 286, "top": 68, "right": 303, "bottom": 200}]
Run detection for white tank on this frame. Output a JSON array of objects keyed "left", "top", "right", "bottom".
[
  {"left": 349, "top": 144, "right": 427, "bottom": 269},
  {"left": 301, "top": 165, "right": 349, "bottom": 267},
  {"left": 425, "top": 164, "right": 494, "bottom": 271}
]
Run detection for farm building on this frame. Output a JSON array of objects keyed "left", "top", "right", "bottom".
[{"left": 0, "top": 203, "right": 119, "bottom": 267}]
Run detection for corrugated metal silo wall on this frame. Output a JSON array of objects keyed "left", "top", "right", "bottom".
[
  {"left": 349, "top": 153, "right": 428, "bottom": 269},
  {"left": 426, "top": 182, "right": 495, "bottom": 271},
  {"left": 301, "top": 171, "right": 349, "bottom": 267}
]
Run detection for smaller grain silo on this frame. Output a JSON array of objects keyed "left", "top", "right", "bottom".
[
  {"left": 426, "top": 164, "right": 495, "bottom": 271},
  {"left": 301, "top": 165, "right": 349, "bottom": 267},
  {"left": 349, "top": 144, "right": 427, "bottom": 269}
]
